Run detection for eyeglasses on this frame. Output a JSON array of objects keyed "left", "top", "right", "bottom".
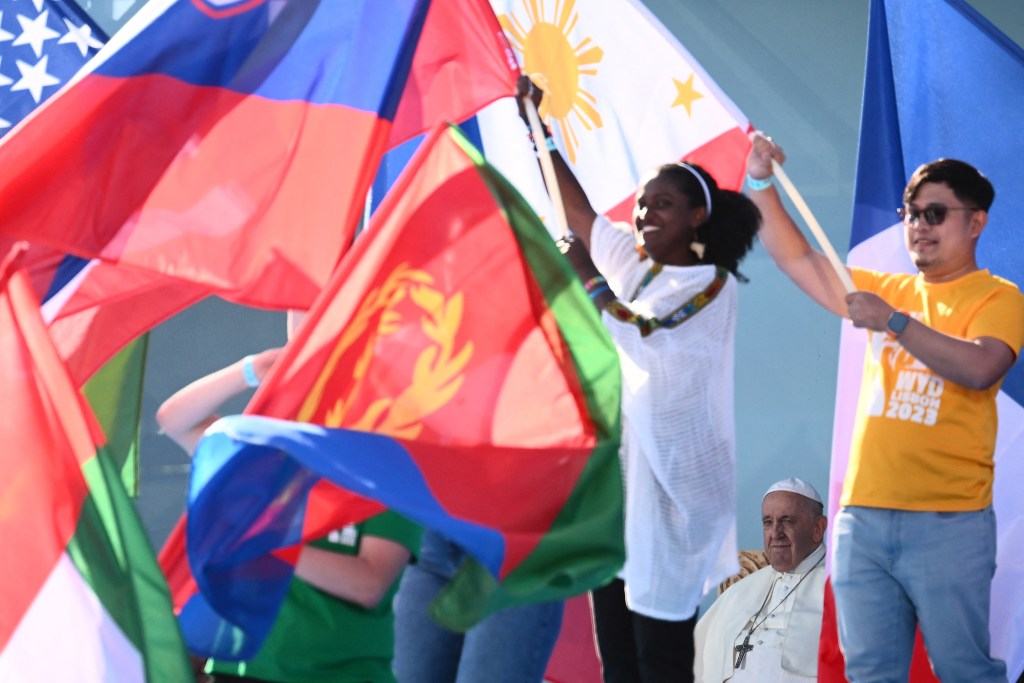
[{"left": 897, "top": 204, "right": 978, "bottom": 227}]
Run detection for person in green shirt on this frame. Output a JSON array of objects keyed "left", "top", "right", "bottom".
[{"left": 158, "top": 347, "right": 421, "bottom": 683}]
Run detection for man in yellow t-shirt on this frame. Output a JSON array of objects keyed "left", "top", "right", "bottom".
[{"left": 745, "top": 136, "right": 1024, "bottom": 683}]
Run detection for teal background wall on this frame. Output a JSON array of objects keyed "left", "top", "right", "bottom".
[{"left": 80, "top": 1, "right": 1024, "bottom": 567}]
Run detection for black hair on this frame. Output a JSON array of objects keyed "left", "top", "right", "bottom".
[
  {"left": 657, "top": 162, "right": 762, "bottom": 282},
  {"left": 904, "top": 158, "right": 994, "bottom": 211}
]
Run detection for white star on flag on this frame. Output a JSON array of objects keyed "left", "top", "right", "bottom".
[
  {"left": 0, "top": 0, "right": 107, "bottom": 138},
  {"left": 12, "top": 53, "right": 59, "bottom": 102},
  {"left": 59, "top": 16, "right": 102, "bottom": 56},
  {"left": 13, "top": 9, "right": 59, "bottom": 58}
]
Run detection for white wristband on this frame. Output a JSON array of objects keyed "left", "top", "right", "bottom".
[{"left": 241, "top": 354, "right": 261, "bottom": 388}]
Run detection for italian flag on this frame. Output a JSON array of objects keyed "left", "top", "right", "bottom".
[{"left": 0, "top": 249, "right": 190, "bottom": 681}]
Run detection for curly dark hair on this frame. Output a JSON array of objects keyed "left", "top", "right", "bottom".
[{"left": 655, "top": 162, "right": 762, "bottom": 282}]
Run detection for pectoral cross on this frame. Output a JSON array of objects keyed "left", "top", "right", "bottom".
[{"left": 734, "top": 634, "right": 754, "bottom": 669}]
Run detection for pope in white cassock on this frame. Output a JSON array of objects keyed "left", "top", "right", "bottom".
[{"left": 694, "top": 478, "right": 828, "bottom": 682}]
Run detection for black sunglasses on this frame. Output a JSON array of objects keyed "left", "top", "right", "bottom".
[{"left": 897, "top": 204, "right": 978, "bottom": 227}]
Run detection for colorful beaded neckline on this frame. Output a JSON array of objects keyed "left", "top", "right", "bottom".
[{"left": 605, "top": 265, "right": 728, "bottom": 337}]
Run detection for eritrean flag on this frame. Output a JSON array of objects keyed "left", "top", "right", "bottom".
[
  {"left": 0, "top": 247, "right": 190, "bottom": 681},
  {"left": 169, "top": 123, "right": 624, "bottom": 658}
]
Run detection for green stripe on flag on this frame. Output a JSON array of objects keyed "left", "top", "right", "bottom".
[
  {"left": 82, "top": 335, "right": 149, "bottom": 496},
  {"left": 65, "top": 447, "right": 191, "bottom": 682},
  {"left": 430, "top": 125, "right": 624, "bottom": 629}
]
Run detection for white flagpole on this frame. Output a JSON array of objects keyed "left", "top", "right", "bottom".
[
  {"left": 522, "top": 95, "right": 570, "bottom": 241},
  {"left": 772, "top": 160, "right": 856, "bottom": 293}
]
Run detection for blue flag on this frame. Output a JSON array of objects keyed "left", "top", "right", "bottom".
[{"left": 827, "top": 1, "right": 1024, "bottom": 679}]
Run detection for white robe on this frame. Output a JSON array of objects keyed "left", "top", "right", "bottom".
[
  {"left": 589, "top": 216, "right": 739, "bottom": 620},
  {"left": 694, "top": 544, "right": 826, "bottom": 683}
]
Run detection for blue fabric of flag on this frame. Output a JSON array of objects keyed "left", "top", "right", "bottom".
[
  {"left": 852, "top": 0, "right": 1024, "bottom": 403},
  {"left": 184, "top": 415, "right": 510, "bottom": 659},
  {"left": 370, "top": 116, "right": 482, "bottom": 214},
  {"left": 41, "top": 253, "right": 88, "bottom": 301},
  {"left": 93, "top": 0, "right": 430, "bottom": 115},
  {"left": 180, "top": 418, "right": 316, "bottom": 659},
  {"left": 0, "top": 0, "right": 105, "bottom": 134},
  {"left": 840, "top": 3, "right": 1024, "bottom": 678}
]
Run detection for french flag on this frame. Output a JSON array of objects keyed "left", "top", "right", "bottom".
[{"left": 820, "top": 1, "right": 1024, "bottom": 680}]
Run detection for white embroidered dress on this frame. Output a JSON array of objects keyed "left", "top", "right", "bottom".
[{"left": 590, "top": 215, "right": 739, "bottom": 620}]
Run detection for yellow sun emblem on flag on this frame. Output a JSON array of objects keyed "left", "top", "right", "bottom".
[{"left": 498, "top": 0, "right": 603, "bottom": 164}]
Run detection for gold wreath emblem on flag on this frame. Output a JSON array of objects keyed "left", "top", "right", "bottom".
[{"left": 298, "top": 264, "right": 473, "bottom": 440}]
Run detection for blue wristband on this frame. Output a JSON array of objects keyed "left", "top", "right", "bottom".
[
  {"left": 241, "top": 354, "right": 261, "bottom": 388},
  {"left": 587, "top": 284, "right": 611, "bottom": 301},
  {"left": 746, "top": 174, "right": 773, "bottom": 192}
]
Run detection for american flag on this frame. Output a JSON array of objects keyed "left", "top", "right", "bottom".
[{"left": 0, "top": 0, "right": 105, "bottom": 135}]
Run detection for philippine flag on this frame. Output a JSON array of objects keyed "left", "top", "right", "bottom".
[{"left": 478, "top": 0, "right": 752, "bottom": 227}]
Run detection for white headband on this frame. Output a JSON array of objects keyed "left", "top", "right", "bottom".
[{"left": 677, "top": 162, "right": 712, "bottom": 219}]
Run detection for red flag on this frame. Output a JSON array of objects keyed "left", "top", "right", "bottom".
[
  {"left": 0, "top": 246, "right": 190, "bottom": 680},
  {"left": 162, "top": 124, "right": 623, "bottom": 649}
]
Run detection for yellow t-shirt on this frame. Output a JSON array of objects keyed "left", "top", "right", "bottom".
[{"left": 844, "top": 268, "right": 1024, "bottom": 511}]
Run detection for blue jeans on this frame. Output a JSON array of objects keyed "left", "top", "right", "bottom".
[
  {"left": 832, "top": 506, "right": 1006, "bottom": 683},
  {"left": 393, "top": 530, "right": 564, "bottom": 683}
]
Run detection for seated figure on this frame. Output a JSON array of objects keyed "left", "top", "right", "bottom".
[{"left": 695, "top": 478, "right": 828, "bottom": 682}]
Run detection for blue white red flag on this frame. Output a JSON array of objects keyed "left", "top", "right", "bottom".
[
  {"left": 0, "top": 0, "right": 517, "bottom": 312},
  {"left": 821, "top": 1, "right": 1024, "bottom": 680}
]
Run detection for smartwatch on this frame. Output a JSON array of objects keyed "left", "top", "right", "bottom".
[{"left": 885, "top": 310, "right": 910, "bottom": 338}]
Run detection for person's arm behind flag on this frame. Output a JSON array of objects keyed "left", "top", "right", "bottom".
[{"left": 156, "top": 350, "right": 414, "bottom": 608}]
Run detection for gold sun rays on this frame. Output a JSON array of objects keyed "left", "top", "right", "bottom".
[
  {"left": 499, "top": 0, "right": 603, "bottom": 164},
  {"left": 499, "top": 1, "right": 707, "bottom": 163}
]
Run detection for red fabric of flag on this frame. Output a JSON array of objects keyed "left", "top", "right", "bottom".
[{"left": 0, "top": 248, "right": 99, "bottom": 649}]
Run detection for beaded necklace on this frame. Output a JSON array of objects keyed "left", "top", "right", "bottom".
[{"left": 604, "top": 265, "right": 728, "bottom": 337}]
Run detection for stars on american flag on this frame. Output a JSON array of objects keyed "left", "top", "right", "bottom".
[{"left": 0, "top": 0, "right": 106, "bottom": 133}]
